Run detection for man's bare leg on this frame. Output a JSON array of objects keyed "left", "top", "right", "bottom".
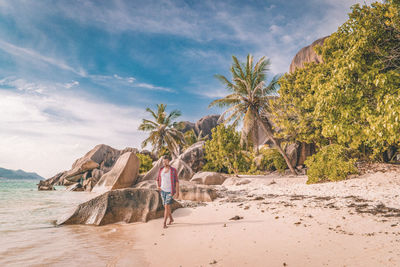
[
  {"left": 163, "top": 204, "right": 168, "bottom": 228},
  {"left": 167, "top": 205, "right": 174, "bottom": 224}
]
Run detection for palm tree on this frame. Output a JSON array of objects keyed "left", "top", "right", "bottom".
[
  {"left": 209, "top": 54, "right": 297, "bottom": 175},
  {"left": 138, "top": 104, "right": 185, "bottom": 159}
]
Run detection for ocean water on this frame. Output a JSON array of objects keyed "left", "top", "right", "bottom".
[{"left": 0, "top": 179, "right": 145, "bottom": 266}]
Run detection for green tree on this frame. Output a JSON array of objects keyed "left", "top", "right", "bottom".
[
  {"left": 137, "top": 153, "right": 153, "bottom": 173},
  {"left": 305, "top": 144, "right": 357, "bottom": 184},
  {"left": 203, "top": 124, "right": 251, "bottom": 174},
  {"left": 210, "top": 54, "right": 297, "bottom": 174},
  {"left": 138, "top": 104, "right": 185, "bottom": 158},
  {"left": 273, "top": 1, "right": 400, "bottom": 160}
]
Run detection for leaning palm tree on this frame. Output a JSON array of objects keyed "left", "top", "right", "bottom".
[
  {"left": 138, "top": 104, "right": 185, "bottom": 159},
  {"left": 209, "top": 54, "right": 297, "bottom": 175}
]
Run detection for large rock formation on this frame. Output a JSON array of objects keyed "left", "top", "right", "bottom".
[
  {"left": 37, "top": 181, "right": 55, "bottom": 191},
  {"left": 289, "top": 36, "right": 329, "bottom": 73},
  {"left": 179, "top": 121, "right": 196, "bottom": 133},
  {"left": 194, "top": 114, "right": 220, "bottom": 138},
  {"left": 92, "top": 152, "right": 140, "bottom": 193},
  {"left": 170, "top": 158, "right": 194, "bottom": 180},
  {"left": 178, "top": 141, "right": 205, "bottom": 172},
  {"left": 57, "top": 188, "right": 182, "bottom": 226},
  {"left": 178, "top": 181, "right": 217, "bottom": 202},
  {"left": 39, "top": 144, "right": 140, "bottom": 190},
  {"left": 190, "top": 172, "right": 227, "bottom": 185},
  {"left": 179, "top": 115, "right": 220, "bottom": 138}
]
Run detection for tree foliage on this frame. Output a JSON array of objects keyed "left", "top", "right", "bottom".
[
  {"left": 183, "top": 129, "right": 208, "bottom": 148},
  {"left": 137, "top": 153, "right": 153, "bottom": 174},
  {"left": 305, "top": 144, "right": 357, "bottom": 184},
  {"left": 272, "top": 2, "right": 400, "bottom": 160},
  {"left": 138, "top": 104, "right": 185, "bottom": 158},
  {"left": 203, "top": 124, "right": 251, "bottom": 174},
  {"left": 210, "top": 54, "right": 297, "bottom": 174}
]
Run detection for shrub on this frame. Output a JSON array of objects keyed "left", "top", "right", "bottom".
[
  {"left": 137, "top": 153, "right": 153, "bottom": 174},
  {"left": 203, "top": 124, "right": 251, "bottom": 174},
  {"left": 305, "top": 144, "right": 357, "bottom": 184},
  {"left": 259, "top": 147, "right": 287, "bottom": 173}
]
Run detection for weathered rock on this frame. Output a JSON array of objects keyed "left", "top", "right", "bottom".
[
  {"left": 190, "top": 172, "right": 227, "bottom": 185},
  {"left": 178, "top": 141, "right": 205, "bottom": 172},
  {"left": 66, "top": 183, "right": 84, "bottom": 192},
  {"left": 178, "top": 181, "right": 217, "bottom": 202},
  {"left": 57, "top": 188, "right": 182, "bottom": 226},
  {"left": 92, "top": 152, "right": 140, "bottom": 193},
  {"left": 178, "top": 121, "right": 196, "bottom": 133},
  {"left": 64, "top": 159, "right": 99, "bottom": 181},
  {"left": 171, "top": 158, "right": 194, "bottom": 180},
  {"left": 91, "top": 169, "right": 104, "bottom": 181},
  {"left": 134, "top": 180, "right": 158, "bottom": 190},
  {"left": 62, "top": 179, "right": 76, "bottom": 186},
  {"left": 83, "top": 177, "right": 97, "bottom": 191},
  {"left": 194, "top": 115, "right": 220, "bottom": 138},
  {"left": 289, "top": 36, "right": 329, "bottom": 73},
  {"left": 134, "top": 180, "right": 217, "bottom": 202},
  {"left": 37, "top": 171, "right": 65, "bottom": 190},
  {"left": 38, "top": 181, "right": 55, "bottom": 191}
]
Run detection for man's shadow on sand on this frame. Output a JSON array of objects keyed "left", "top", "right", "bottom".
[{"left": 168, "top": 220, "right": 263, "bottom": 227}]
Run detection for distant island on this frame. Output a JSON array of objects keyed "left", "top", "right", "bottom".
[{"left": 0, "top": 167, "right": 44, "bottom": 180}]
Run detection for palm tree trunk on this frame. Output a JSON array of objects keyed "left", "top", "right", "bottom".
[
  {"left": 253, "top": 124, "right": 259, "bottom": 155},
  {"left": 255, "top": 113, "right": 297, "bottom": 175}
]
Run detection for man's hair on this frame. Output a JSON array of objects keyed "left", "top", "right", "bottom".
[{"left": 163, "top": 155, "right": 171, "bottom": 161}]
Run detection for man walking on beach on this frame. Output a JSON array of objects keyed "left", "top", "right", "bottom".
[{"left": 157, "top": 156, "right": 179, "bottom": 229}]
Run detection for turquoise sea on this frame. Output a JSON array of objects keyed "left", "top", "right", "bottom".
[{"left": 0, "top": 179, "right": 144, "bottom": 266}]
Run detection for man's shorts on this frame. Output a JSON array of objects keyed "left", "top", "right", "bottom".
[{"left": 160, "top": 190, "right": 173, "bottom": 205}]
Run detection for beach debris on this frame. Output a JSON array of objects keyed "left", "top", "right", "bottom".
[
  {"left": 294, "top": 221, "right": 301, "bottom": 225},
  {"left": 223, "top": 223, "right": 227, "bottom": 227},
  {"left": 210, "top": 259, "right": 218, "bottom": 265},
  {"left": 253, "top": 196, "right": 264, "bottom": 200},
  {"left": 244, "top": 206, "right": 250, "bottom": 210},
  {"left": 229, "top": 215, "right": 243, "bottom": 220}
]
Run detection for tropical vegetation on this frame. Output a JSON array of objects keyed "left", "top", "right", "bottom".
[
  {"left": 138, "top": 104, "right": 185, "bottom": 159},
  {"left": 209, "top": 54, "right": 297, "bottom": 175}
]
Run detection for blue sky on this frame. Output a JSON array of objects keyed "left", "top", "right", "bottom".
[{"left": 0, "top": 0, "right": 376, "bottom": 177}]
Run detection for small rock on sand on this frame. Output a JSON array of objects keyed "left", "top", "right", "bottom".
[{"left": 229, "top": 215, "right": 243, "bottom": 220}]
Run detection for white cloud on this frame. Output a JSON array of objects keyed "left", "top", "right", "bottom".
[
  {"left": 89, "top": 74, "right": 173, "bottom": 92},
  {"left": 0, "top": 40, "right": 86, "bottom": 77},
  {"left": 0, "top": 77, "right": 147, "bottom": 177},
  {"left": 135, "top": 82, "right": 174, "bottom": 92},
  {"left": 64, "top": 80, "right": 79, "bottom": 89}
]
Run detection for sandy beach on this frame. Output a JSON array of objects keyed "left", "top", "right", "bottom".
[{"left": 107, "top": 167, "right": 400, "bottom": 267}]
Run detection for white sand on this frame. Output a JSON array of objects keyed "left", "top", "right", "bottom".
[{"left": 108, "top": 170, "right": 400, "bottom": 267}]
